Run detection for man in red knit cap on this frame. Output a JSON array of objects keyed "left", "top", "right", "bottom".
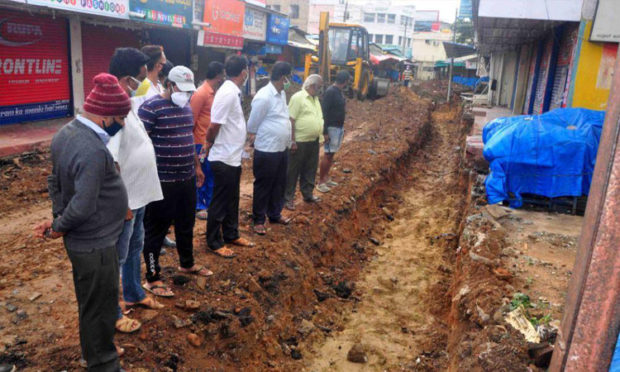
[{"left": 35, "top": 73, "right": 131, "bottom": 372}]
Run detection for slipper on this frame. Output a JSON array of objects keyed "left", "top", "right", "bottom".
[
  {"left": 269, "top": 217, "right": 291, "bottom": 225},
  {"left": 125, "top": 296, "right": 164, "bottom": 310},
  {"left": 142, "top": 283, "right": 174, "bottom": 298},
  {"left": 253, "top": 224, "right": 267, "bottom": 235},
  {"left": 228, "top": 237, "right": 255, "bottom": 247},
  {"left": 317, "top": 183, "right": 331, "bottom": 193},
  {"left": 327, "top": 180, "right": 339, "bottom": 187},
  {"left": 178, "top": 265, "right": 213, "bottom": 277},
  {"left": 209, "top": 246, "right": 237, "bottom": 259},
  {"left": 115, "top": 315, "right": 141, "bottom": 333},
  {"left": 196, "top": 210, "right": 208, "bottom": 220}
]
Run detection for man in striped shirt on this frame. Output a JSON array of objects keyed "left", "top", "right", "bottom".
[{"left": 138, "top": 66, "right": 211, "bottom": 298}]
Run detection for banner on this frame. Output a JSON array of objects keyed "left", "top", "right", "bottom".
[
  {"left": 201, "top": 0, "right": 244, "bottom": 48},
  {"left": 243, "top": 7, "right": 267, "bottom": 42},
  {"left": 16, "top": 0, "right": 129, "bottom": 19},
  {"left": 198, "top": 30, "right": 243, "bottom": 49},
  {"left": 0, "top": 12, "right": 71, "bottom": 125},
  {"left": 129, "top": 0, "right": 192, "bottom": 28},
  {"left": 266, "top": 13, "right": 289, "bottom": 46},
  {"left": 458, "top": 0, "right": 472, "bottom": 19}
]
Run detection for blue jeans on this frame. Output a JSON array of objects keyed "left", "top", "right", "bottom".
[
  {"left": 116, "top": 207, "right": 146, "bottom": 319},
  {"left": 195, "top": 144, "right": 214, "bottom": 210}
]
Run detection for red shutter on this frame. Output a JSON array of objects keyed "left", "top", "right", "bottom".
[
  {"left": 0, "top": 10, "right": 71, "bottom": 124},
  {"left": 81, "top": 24, "right": 140, "bottom": 95}
]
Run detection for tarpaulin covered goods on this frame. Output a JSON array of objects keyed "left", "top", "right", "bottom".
[{"left": 483, "top": 108, "right": 605, "bottom": 207}]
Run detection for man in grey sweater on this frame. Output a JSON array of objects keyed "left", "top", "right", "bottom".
[{"left": 35, "top": 73, "right": 131, "bottom": 372}]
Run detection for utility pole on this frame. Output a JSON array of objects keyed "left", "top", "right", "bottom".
[
  {"left": 402, "top": 15, "right": 409, "bottom": 56},
  {"left": 343, "top": 0, "right": 348, "bottom": 22},
  {"left": 447, "top": 7, "right": 458, "bottom": 103}
]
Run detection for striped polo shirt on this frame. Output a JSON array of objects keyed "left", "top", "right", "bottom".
[{"left": 138, "top": 96, "right": 195, "bottom": 182}]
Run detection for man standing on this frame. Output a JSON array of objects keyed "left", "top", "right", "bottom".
[
  {"left": 284, "top": 74, "right": 324, "bottom": 210},
  {"left": 135, "top": 45, "right": 166, "bottom": 99},
  {"left": 35, "top": 73, "right": 131, "bottom": 371},
  {"left": 205, "top": 55, "right": 255, "bottom": 258},
  {"left": 247, "top": 62, "right": 293, "bottom": 235},
  {"left": 317, "top": 71, "right": 350, "bottom": 193},
  {"left": 139, "top": 66, "right": 211, "bottom": 298},
  {"left": 190, "top": 61, "right": 225, "bottom": 221},
  {"left": 108, "top": 48, "right": 165, "bottom": 326}
]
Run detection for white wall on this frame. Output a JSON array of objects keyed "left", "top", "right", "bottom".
[
  {"left": 411, "top": 31, "right": 451, "bottom": 62},
  {"left": 478, "top": 0, "right": 583, "bottom": 21},
  {"left": 346, "top": 2, "right": 415, "bottom": 51}
]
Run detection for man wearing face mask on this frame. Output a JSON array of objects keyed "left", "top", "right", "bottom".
[
  {"left": 34, "top": 73, "right": 131, "bottom": 371},
  {"left": 247, "top": 62, "right": 293, "bottom": 235},
  {"left": 107, "top": 47, "right": 165, "bottom": 332},
  {"left": 204, "top": 55, "right": 255, "bottom": 258},
  {"left": 138, "top": 66, "right": 211, "bottom": 298},
  {"left": 135, "top": 45, "right": 166, "bottom": 99},
  {"left": 284, "top": 74, "right": 325, "bottom": 210},
  {"left": 190, "top": 61, "right": 225, "bottom": 221}
]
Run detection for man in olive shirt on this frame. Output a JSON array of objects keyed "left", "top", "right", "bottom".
[{"left": 284, "top": 74, "right": 324, "bottom": 210}]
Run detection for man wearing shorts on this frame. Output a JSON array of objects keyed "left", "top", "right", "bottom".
[{"left": 317, "top": 71, "right": 350, "bottom": 193}]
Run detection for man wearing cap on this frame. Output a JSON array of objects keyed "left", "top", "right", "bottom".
[
  {"left": 35, "top": 73, "right": 131, "bottom": 371},
  {"left": 139, "top": 66, "right": 210, "bottom": 298}
]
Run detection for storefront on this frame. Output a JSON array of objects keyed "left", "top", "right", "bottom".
[
  {"left": 81, "top": 23, "right": 141, "bottom": 95},
  {"left": 0, "top": 9, "right": 72, "bottom": 125},
  {"left": 128, "top": 0, "right": 194, "bottom": 67}
]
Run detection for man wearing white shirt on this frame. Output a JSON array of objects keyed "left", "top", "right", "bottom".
[
  {"left": 108, "top": 48, "right": 165, "bottom": 314},
  {"left": 247, "top": 62, "right": 293, "bottom": 235},
  {"left": 204, "top": 55, "right": 255, "bottom": 258}
]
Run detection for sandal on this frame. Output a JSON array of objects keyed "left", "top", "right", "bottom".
[
  {"left": 253, "top": 224, "right": 267, "bottom": 235},
  {"left": 142, "top": 282, "right": 174, "bottom": 298},
  {"left": 115, "top": 315, "right": 141, "bottom": 333},
  {"left": 125, "top": 296, "right": 164, "bottom": 310},
  {"left": 228, "top": 237, "right": 255, "bottom": 247},
  {"left": 210, "top": 246, "right": 237, "bottom": 259},
  {"left": 178, "top": 265, "right": 213, "bottom": 277}
]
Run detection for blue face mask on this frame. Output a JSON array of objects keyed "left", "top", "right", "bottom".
[{"left": 103, "top": 119, "right": 123, "bottom": 136}]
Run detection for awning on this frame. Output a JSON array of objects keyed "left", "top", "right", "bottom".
[
  {"left": 442, "top": 42, "right": 476, "bottom": 58},
  {"left": 370, "top": 53, "right": 404, "bottom": 65}
]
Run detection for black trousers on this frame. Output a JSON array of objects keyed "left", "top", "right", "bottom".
[
  {"left": 66, "top": 245, "right": 120, "bottom": 372},
  {"left": 285, "top": 139, "right": 319, "bottom": 202},
  {"left": 252, "top": 149, "right": 288, "bottom": 224},
  {"left": 207, "top": 161, "right": 241, "bottom": 250},
  {"left": 143, "top": 178, "right": 196, "bottom": 283}
]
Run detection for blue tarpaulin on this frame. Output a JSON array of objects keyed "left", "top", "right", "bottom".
[
  {"left": 452, "top": 76, "right": 488, "bottom": 89},
  {"left": 483, "top": 108, "right": 605, "bottom": 207}
]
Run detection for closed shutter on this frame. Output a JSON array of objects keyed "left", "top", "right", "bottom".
[
  {"left": 524, "top": 43, "right": 538, "bottom": 114},
  {"left": 549, "top": 24, "right": 578, "bottom": 110},
  {"left": 532, "top": 36, "right": 553, "bottom": 115},
  {"left": 82, "top": 24, "right": 140, "bottom": 95},
  {"left": 0, "top": 10, "right": 71, "bottom": 124}
]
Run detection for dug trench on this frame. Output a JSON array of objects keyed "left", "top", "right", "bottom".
[{"left": 0, "top": 87, "right": 499, "bottom": 371}]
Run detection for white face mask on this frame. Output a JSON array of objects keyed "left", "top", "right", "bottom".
[{"left": 171, "top": 92, "right": 191, "bottom": 107}]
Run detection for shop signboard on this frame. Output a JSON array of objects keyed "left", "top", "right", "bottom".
[
  {"left": 266, "top": 13, "right": 289, "bottom": 46},
  {"left": 20, "top": 0, "right": 129, "bottom": 19},
  {"left": 243, "top": 7, "right": 267, "bottom": 42},
  {"left": 129, "top": 0, "right": 192, "bottom": 28},
  {"left": 200, "top": 0, "right": 244, "bottom": 48},
  {"left": 0, "top": 12, "right": 72, "bottom": 124},
  {"left": 591, "top": 0, "right": 620, "bottom": 42}
]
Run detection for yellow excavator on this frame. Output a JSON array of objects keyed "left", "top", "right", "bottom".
[{"left": 303, "top": 12, "right": 390, "bottom": 100}]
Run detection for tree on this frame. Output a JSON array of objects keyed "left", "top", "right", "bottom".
[{"left": 455, "top": 17, "right": 474, "bottom": 45}]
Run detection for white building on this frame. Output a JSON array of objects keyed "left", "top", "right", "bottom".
[
  {"left": 346, "top": 1, "right": 415, "bottom": 57},
  {"left": 266, "top": 0, "right": 346, "bottom": 34}
]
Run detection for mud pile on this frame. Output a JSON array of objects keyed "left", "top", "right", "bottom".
[{"left": 0, "top": 87, "right": 434, "bottom": 371}]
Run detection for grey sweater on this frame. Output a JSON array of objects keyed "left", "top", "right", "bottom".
[{"left": 49, "top": 119, "right": 128, "bottom": 252}]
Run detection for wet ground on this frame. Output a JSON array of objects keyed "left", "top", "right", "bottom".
[{"left": 0, "top": 84, "right": 581, "bottom": 371}]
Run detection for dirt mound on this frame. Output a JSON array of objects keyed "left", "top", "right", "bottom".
[{"left": 0, "top": 87, "right": 434, "bottom": 371}]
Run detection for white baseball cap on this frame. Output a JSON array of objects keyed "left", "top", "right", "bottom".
[{"left": 168, "top": 66, "right": 196, "bottom": 92}]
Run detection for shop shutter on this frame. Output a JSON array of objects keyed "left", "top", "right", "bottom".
[
  {"left": 532, "top": 36, "right": 553, "bottom": 115},
  {"left": 0, "top": 10, "right": 71, "bottom": 124},
  {"left": 82, "top": 24, "right": 140, "bottom": 95},
  {"left": 549, "top": 24, "right": 579, "bottom": 110}
]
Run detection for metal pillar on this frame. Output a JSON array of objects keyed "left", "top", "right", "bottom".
[{"left": 549, "top": 47, "right": 620, "bottom": 372}]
